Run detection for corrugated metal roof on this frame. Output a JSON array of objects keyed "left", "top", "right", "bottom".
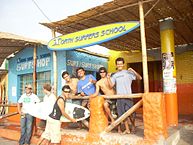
[{"left": 41, "top": 0, "right": 193, "bottom": 51}]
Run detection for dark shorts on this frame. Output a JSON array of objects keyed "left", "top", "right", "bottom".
[{"left": 116, "top": 99, "right": 135, "bottom": 118}]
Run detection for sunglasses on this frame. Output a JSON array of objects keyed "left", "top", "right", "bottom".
[
  {"left": 25, "top": 87, "right": 32, "bottom": 89},
  {"left": 63, "top": 91, "right": 70, "bottom": 93},
  {"left": 63, "top": 75, "right": 69, "bottom": 79}
]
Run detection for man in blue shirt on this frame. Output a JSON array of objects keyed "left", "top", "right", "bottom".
[
  {"left": 109, "top": 57, "right": 142, "bottom": 134},
  {"left": 76, "top": 67, "right": 96, "bottom": 107}
]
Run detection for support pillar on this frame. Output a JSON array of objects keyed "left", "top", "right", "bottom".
[
  {"left": 52, "top": 30, "right": 58, "bottom": 96},
  {"left": 89, "top": 96, "right": 108, "bottom": 134},
  {"left": 33, "top": 45, "right": 37, "bottom": 94},
  {"left": 160, "top": 18, "right": 178, "bottom": 126}
]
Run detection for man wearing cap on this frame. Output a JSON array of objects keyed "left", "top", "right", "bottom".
[{"left": 17, "top": 84, "right": 40, "bottom": 145}]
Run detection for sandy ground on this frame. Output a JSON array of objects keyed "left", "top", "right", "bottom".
[
  {"left": 0, "top": 115, "right": 192, "bottom": 145},
  {"left": 0, "top": 124, "right": 192, "bottom": 145}
]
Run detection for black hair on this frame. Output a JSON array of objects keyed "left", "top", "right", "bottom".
[
  {"left": 99, "top": 67, "right": 107, "bottom": 73},
  {"left": 62, "top": 71, "right": 69, "bottom": 78},
  {"left": 62, "top": 85, "right": 71, "bottom": 92},
  {"left": 115, "top": 57, "right": 125, "bottom": 64},
  {"left": 76, "top": 67, "right": 85, "bottom": 73}
]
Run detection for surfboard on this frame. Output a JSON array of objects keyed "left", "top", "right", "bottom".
[{"left": 26, "top": 102, "right": 90, "bottom": 122}]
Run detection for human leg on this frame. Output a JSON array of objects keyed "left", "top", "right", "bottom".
[
  {"left": 116, "top": 99, "right": 125, "bottom": 133},
  {"left": 122, "top": 120, "right": 130, "bottom": 134},
  {"left": 24, "top": 114, "right": 34, "bottom": 144},
  {"left": 19, "top": 115, "right": 27, "bottom": 145},
  {"left": 124, "top": 99, "right": 136, "bottom": 133},
  {"left": 104, "top": 101, "right": 114, "bottom": 123},
  {"left": 49, "top": 118, "right": 61, "bottom": 144}
]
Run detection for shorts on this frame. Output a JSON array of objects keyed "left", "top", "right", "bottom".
[
  {"left": 41, "top": 116, "right": 61, "bottom": 143},
  {"left": 72, "top": 99, "right": 82, "bottom": 105},
  {"left": 117, "top": 99, "right": 135, "bottom": 117}
]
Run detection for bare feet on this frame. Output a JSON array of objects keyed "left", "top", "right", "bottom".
[
  {"left": 131, "top": 126, "right": 136, "bottom": 134},
  {"left": 122, "top": 130, "right": 131, "bottom": 134}
]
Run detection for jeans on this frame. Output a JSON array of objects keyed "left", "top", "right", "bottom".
[{"left": 19, "top": 113, "right": 34, "bottom": 145}]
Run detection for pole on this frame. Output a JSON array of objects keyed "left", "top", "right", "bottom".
[
  {"left": 160, "top": 18, "right": 178, "bottom": 126},
  {"left": 139, "top": 0, "right": 149, "bottom": 93},
  {"left": 52, "top": 30, "right": 58, "bottom": 96},
  {"left": 33, "top": 45, "right": 37, "bottom": 94}
]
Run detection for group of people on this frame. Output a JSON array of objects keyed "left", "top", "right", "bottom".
[
  {"left": 17, "top": 84, "right": 76, "bottom": 145},
  {"left": 17, "top": 57, "right": 142, "bottom": 145},
  {"left": 62, "top": 57, "right": 142, "bottom": 134}
]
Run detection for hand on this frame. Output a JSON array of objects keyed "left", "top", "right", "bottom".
[
  {"left": 128, "top": 68, "right": 135, "bottom": 72},
  {"left": 89, "top": 76, "right": 93, "bottom": 83},
  {"left": 80, "top": 92, "right": 85, "bottom": 96},
  {"left": 107, "top": 73, "right": 111, "bottom": 79},
  {"left": 71, "top": 118, "right": 77, "bottom": 123}
]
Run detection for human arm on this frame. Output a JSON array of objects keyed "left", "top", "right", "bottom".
[
  {"left": 17, "top": 96, "right": 23, "bottom": 115},
  {"left": 17, "top": 103, "right": 22, "bottom": 115},
  {"left": 128, "top": 68, "right": 142, "bottom": 80},
  {"left": 90, "top": 82, "right": 100, "bottom": 98},
  {"left": 89, "top": 75, "right": 97, "bottom": 84},
  {"left": 57, "top": 98, "right": 77, "bottom": 123},
  {"left": 107, "top": 73, "right": 115, "bottom": 89}
]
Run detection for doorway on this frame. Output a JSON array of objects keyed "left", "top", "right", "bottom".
[{"left": 128, "top": 61, "right": 163, "bottom": 93}]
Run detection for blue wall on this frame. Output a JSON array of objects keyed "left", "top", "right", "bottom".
[
  {"left": 8, "top": 46, "right": 108, "bottom": 103},
  {"left": 8, "top": 45, "right": 52, "bottom": 103},
  {"left": 66, "top": 51, "right": 107, "bottom": 76}
]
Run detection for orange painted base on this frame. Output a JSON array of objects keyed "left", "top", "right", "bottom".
[
  {"left": 165, "top": 93, "right": 178, "bottom": 126},
  {"left": 143, "top": 92, "right": 168, "bottom": 143}
]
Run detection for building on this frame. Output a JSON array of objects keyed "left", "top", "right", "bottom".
[{"left": 8, "top": 45, "right": 108, "bottom": 102}]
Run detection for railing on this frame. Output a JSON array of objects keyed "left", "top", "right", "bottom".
[{"left": 0, "top": 93, "right": 143, "bottom": 132}]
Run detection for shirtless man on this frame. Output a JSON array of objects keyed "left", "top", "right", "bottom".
[
  {"left": 90, "top": 67, "right": 115, "bottom": 123},
  {"left": 62, "top": 71, "right": 81, "bottom": 105}
]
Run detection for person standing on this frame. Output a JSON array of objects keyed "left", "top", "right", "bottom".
[
  {"left": 109, "top": 57, "right": 142, "bottom": 134},
  {"left": 76, "top": 67, "right": 97, "bottom": 107},
  {"left": 17, "top": 84, "right": 40, "bottom": 145},
  {"left": 90, "top": 67, "right": 115, "bottom": 123},
  {"left": 37, "top": 85, "right": 77, "bottom": 145},
  {"left": 37, "top": 83, "right": 57, "bottom": 144},
  {"left": 62, "top": 71, "right": 80, "bottom": 105}
]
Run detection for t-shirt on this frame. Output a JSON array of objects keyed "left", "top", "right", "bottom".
[
  {"left": 43, "top": 93, "right": 56, "bottom": 109},
  {"left": 111, "top": 70, "right": 136, "bottom": 95},
  {"left": 18, "top": 93, "right": 40, "bottom": 113},
  {"left": 77, "top": 74, "right": 96, "bottom": 96}
]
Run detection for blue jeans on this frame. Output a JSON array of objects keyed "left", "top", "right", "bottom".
[{"left": 19, "top": 113, "right": 34, "bottom": 145}]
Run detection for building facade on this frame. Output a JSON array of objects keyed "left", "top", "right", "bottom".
[{"left": 8, "top": 45, "right": 108, "bottom": 103}]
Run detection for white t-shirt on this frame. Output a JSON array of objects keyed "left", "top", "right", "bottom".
[
  {"left": 18, "top": 93, "right": 40, "bottom": 113},
  {"left": 43, "top": 93, "right": 56, "bottom": 108}
]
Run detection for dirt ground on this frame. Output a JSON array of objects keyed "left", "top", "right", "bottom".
[{"left": 0, "top": 115, "right": 192, "bottom": 145}]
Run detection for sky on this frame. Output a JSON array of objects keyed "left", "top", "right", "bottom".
[{"left": 0, "top": 0, "right": 112, "bottom": 42}]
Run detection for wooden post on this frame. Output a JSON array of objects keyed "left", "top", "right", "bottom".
[
  {"left": 139, "top": 0, "right": 149, "bottom": 93},
  {"left": 105, "top": 99, "right": 143, "bottom": 133},
  {"left": 0, "top": 112, "right": 18, "bottom": 119},
  {"left": 33, "top": 45, "right": 37, "bottom": 94},
  {"left": 32, "top": 45, "right": 37, "bottom": 135},
  {"left": 52, "top": 30, "right": 58, "bottom": 96}
]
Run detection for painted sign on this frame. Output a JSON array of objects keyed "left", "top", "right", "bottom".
[
  {"left": 67, "top": 59, "right": 104, "bottom": 70},
  {"left": 48, "top": 21, "right": 140, "bottom": 50},
  {"left": 16, "top": 53, "right": 51, "bottom": 72}
]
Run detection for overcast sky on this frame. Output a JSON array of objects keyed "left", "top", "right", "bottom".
[{"left": 0, "top": 0, "right": 112, "bottom": 41}]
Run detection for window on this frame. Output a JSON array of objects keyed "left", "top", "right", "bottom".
[{"left": 19, "top": 71, "right": 51, "bottom": 101}]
